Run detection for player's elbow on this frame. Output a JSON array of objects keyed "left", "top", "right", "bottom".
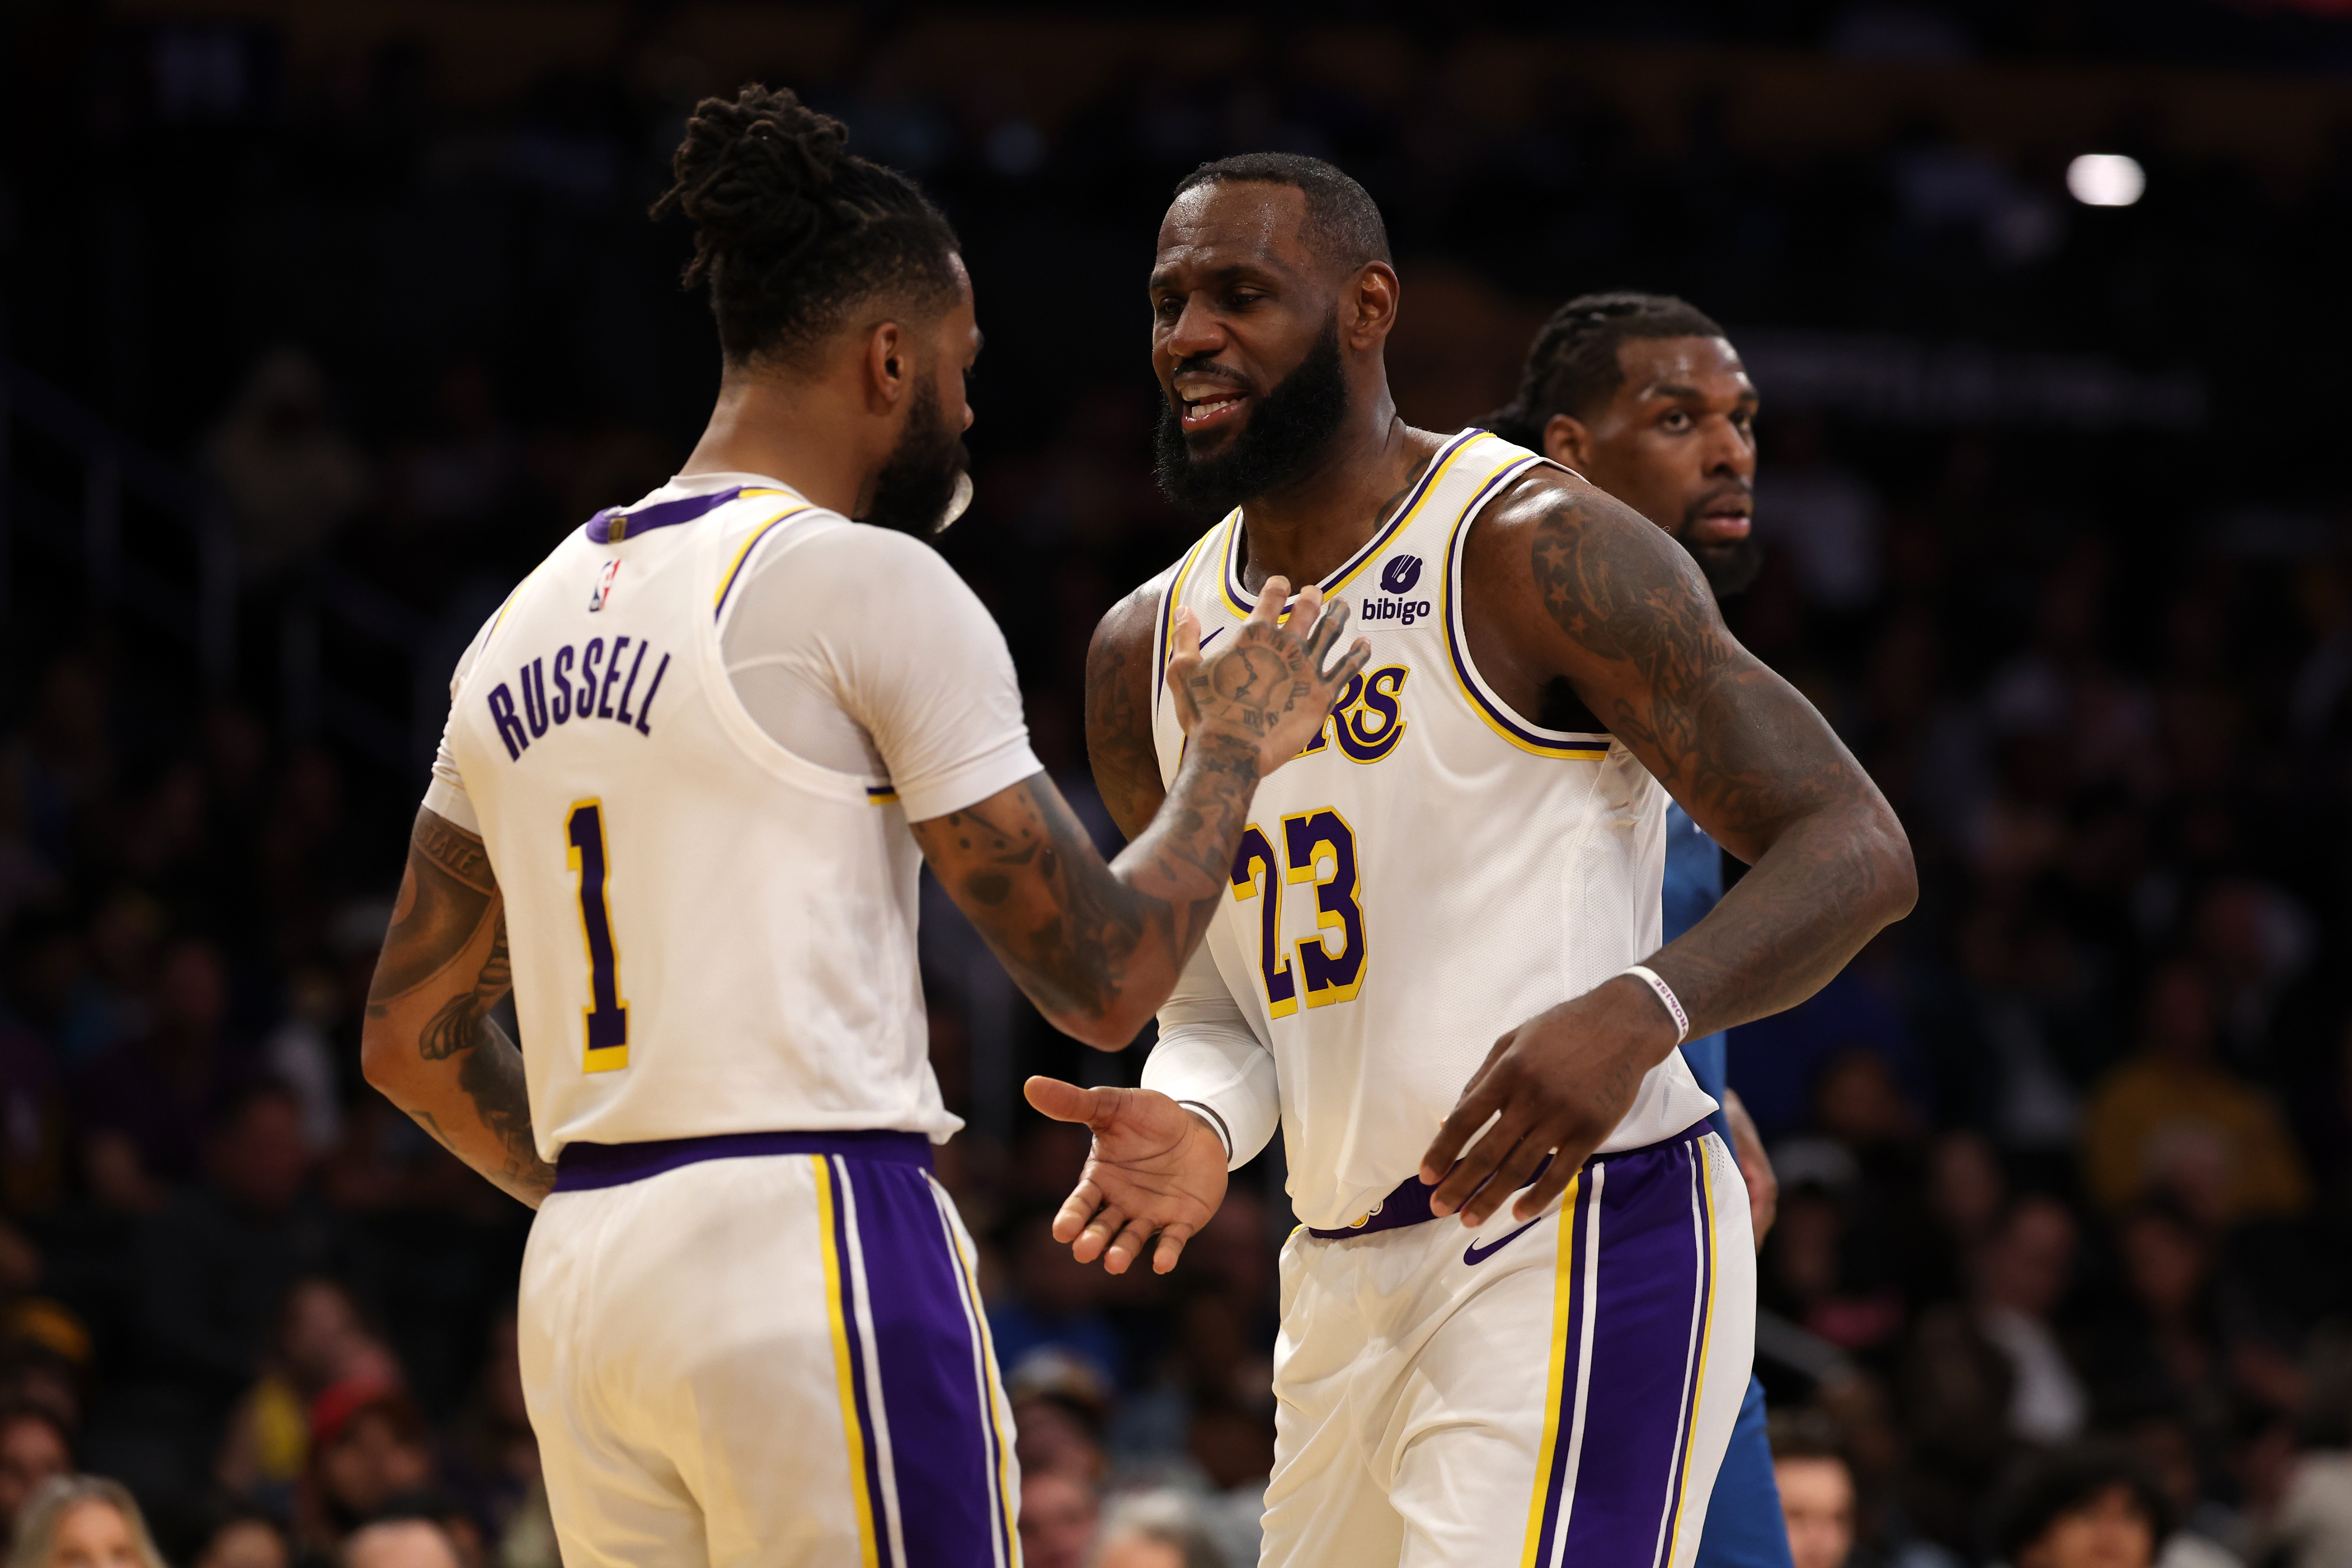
[
  {"left": 1867, "top": 806, "right": 1919, "bottom": 927},
  {"left": 1050, "top": 1002, "right": 1153, "bottom": 1053},
  {"left": 358, "top": 1013, "right": 412, "bottom": 1097}
]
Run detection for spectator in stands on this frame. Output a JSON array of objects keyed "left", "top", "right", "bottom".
[
  {"left": 1093, "top": 1490, "right": 1227, "bottom": 1568},
  {"left": 1020, "top": 1469, "right": 1100, "bottom": 1568},
  {"left": 2124, "top": 1413, "right": 2244, "bottom": 1568},
  {"left": 1772, "top": 1414, "right": 1857, "bottom": 1568},
  {"left": 218, "top": 1277, "right": 399, "bottom": 1505},
  {"left": 3, "top": 1475, "right": 167, "bottom": 1568},
  {"left": 0, "top": 1405, "right": 71, "bottom": 1540},
  {"left": 297, "top": 1392, "right": 434, "bottom": 1561},
  {"left": 341, "top": 1517, "right": 461, "bottom": 1568},
  {"left": 2080, "top": 964, "right": 2309, "bottom": 1225},
  {"left": 182, "top": 1503, "right": 290, "bottom": 1568},
  {"left": 1009, "top": 1349, "right": 1112, "bottom": 1485},
  {"left": 2257, "top": 1416, "right": 2352, "bottom": 1568},
  {"left": 1994, "top": 1446, "right": 2168, "bottom": 1568},
  {"left": 1974, "top": 1196, "right": 2091, "bottom": 1445},
  {"left": 1899, "top": 1195, "right": 2088, "bottom": 1547}
]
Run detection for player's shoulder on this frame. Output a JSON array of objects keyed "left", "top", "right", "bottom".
[
  {"left": 1469, "top": 450, "right": 1611, "bottom": 538},
  {"left": 1463, "top": 451, "right": 1674, "bottom": 594},
  {"left": 733, "top": 516, "right": 982, "bottom": 623},
  {"left": 1091, "top": 571, "right": 1168, "bottom": 667}
]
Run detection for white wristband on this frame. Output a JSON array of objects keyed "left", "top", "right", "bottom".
[{"left": 1621, "top": 965, "right": 1689, "bottom": 1044}]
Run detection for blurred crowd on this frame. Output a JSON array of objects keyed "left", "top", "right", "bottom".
[{"left": 6, "top": 4, "right": 2352, "bottom": 1567}]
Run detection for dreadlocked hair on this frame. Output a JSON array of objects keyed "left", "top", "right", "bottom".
[
  {"left": 649, "top": 84, "right": 963, "bottom": 367},
  {"left": 1486, "top": 292, "right": 1727, "bottom": 446}
]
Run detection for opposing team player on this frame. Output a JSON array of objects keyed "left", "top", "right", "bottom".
[
  {"left": 1488, "top": 291, "right": 1793, "bottom": 1568},
  {"left": 359, "top": 93, "right": 1367, "bottom": 1568},
  {"left": 1033, "top": 155, "right": 1914, "bottom": 1565}
]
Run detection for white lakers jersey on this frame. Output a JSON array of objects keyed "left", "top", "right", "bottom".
[
  {"left": 1148, "top": 429, "right": 1715, "bottom": 1230},
  {"left": 439, "top": 483, "right": 969, "bottom": 1158}
]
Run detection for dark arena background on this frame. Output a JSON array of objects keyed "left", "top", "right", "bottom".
[{"left": 7, "top": 3, "right": 2352, "bottom": 1565}]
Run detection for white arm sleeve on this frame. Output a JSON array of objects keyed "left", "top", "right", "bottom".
[
  {"left": 1140, "top": 943, "right": 1280, "bottom": 1171},
  {"left": 722, "top": 525, "right": 1040, "bottom": 821}
]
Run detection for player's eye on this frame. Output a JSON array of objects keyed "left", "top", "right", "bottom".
[{"left": 1661, "top": 410, "right": 1692, "bottom": 431}]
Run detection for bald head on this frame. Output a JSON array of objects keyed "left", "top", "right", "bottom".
[{"left": 343, "top": 1520, "right": 461, "bottom": 1568}]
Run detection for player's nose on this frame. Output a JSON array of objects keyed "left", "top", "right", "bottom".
[
  {"left": 1704, "top": 418, "right": 1756, "bottom": 477},
  {"left": 1162, "top": 292, "right": 1227, "bottom": 359}
]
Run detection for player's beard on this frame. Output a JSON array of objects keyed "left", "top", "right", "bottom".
[
  {"left": 864, "top": 378, "right": 970, "bottom": 538},
  {"left": 1154, "top": 314, "right": 1350, "bottom": 517},
  {"left": 1680, "top": 500, "right": 1762, "bottom": 597}
]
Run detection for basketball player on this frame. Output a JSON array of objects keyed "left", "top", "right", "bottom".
[
  {"left": 1487, "top": 291, "right": 1793, "bottom": 1568},
  {"left": 1026, "top": 155, "right": 1915, "bottom": 1566},
  {"left": 358, "top": 92, "right": 1367, "bottom": 1568}
]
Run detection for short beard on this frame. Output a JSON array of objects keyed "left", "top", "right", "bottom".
[
  {"left": 864, "top": 379, "right": 969, "bottom": 538},
  {"left": 1154, "top": 316, "right": 1350, "bottom": 516},
  {"left": 1679, "top": 505, "right": 1762, "bottom": 598}
]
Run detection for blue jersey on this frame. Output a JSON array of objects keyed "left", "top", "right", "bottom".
[{"left": 1664, "top": 803, "right": 1733, "bottom": 1143}]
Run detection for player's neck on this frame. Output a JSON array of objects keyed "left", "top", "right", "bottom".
[
  {"left": 1236, "top": 402, "right": 1439, "bottom": 596},
  {"left": 678, "top": 366, "right": 875, "bottom": 517}
]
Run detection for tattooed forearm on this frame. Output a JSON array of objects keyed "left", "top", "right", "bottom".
[
  {"left": 362, "top": 807, "right": 554, "bottom": 1208},
  {"left": 917, "top": 756, "right": 1236, "bottom": 1039},
  {"left": 461, "top": 1015, "right": 555, "bottom": 1199}
]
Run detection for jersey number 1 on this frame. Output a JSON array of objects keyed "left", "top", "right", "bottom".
[
  {"left": 1228, "top": 808, "right": 1367, "bottom": 1017},
  {"left": 566, "top": 800, "right": 630, "bottom": 1072}
]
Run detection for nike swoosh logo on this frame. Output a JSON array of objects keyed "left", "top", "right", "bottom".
[{"left": 1462, "top": 1219, "right": 1540, "bottom": 1266}]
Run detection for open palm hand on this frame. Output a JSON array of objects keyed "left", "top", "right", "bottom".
[{"left": 1024, "top": 1077, "right": 1229, "bottom": 1276}]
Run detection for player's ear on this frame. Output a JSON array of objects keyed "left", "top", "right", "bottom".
[
  {"left": 1345, "top": 261, "right": 1401, "bottom": 350},
  {"left": 861, "top": 321, "right": 909, "bottom": 414},
  {"left": 1542, "top": 413, "right": 1594, "bottom": 473}
]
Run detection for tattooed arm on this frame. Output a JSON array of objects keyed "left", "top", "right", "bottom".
[
  {"left": 913, "top": 579, "right": 1367, "bottom": 1050},
  {"left": 1420, "top": 469, "right": 1915, "bottom": 1225},
  {"left": 360, "top": 807, "right": 555, "bottom": 1207}
]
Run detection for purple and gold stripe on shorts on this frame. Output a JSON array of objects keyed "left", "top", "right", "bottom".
[
  {"left": 814, "top": 1156, "right": 896, "bottom": 1568},
  {"left": 817, "top": 1153, "right": 1019, "bottom": 1568},
  {"left": 1522, "top": 1137, "right": 1725, "bottom": 1568}
]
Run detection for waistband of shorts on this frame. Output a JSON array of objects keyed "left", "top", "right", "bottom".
[
  {"left": 552, "top": 1129, "right": 934, "bottom": 1192},
  {"left": 1304, "top": 1121, "right": 1714, "bottom": 1240}
]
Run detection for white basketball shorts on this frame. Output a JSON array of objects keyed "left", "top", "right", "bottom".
[
  {"left": 517, "top": 1132, "right": 1022, "bottom": 1568},
  {"left": 1261, "top": 1127, "right": 1755, "bottom": 1568}
]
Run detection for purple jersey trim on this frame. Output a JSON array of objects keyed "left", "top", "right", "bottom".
[
  {"left": 585, "top": 484, "right": 758, "bottom": 544},
  {"left": 1304, "top": 1123, "right": 1709, "bottom": 1238},
  {"left": 553, "top": 1129, "right": 932, "bottom": 1191}
]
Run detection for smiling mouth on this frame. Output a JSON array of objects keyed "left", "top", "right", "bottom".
[{"left": 1177, "top": 386, "right": 1251, "bottom": 434}]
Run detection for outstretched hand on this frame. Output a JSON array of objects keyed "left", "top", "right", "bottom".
[
  {"left": 1024, "top": 1077, "right": 1229, "bottom": 1275},
  {"left": 1168, "top": 578, "right": 1371, "bottom": 776}
]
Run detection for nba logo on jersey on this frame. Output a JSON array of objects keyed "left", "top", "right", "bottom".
[
  {"left": 1380, "top": 555, "right": 1423, "bottom": 594},
  {"left": 587, "top": 560, "right": 621, "bottom": 612}
]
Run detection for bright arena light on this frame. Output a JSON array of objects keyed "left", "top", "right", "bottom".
[{"left": 2067, "top": 153, "right": 2146, "bottom": 208}]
